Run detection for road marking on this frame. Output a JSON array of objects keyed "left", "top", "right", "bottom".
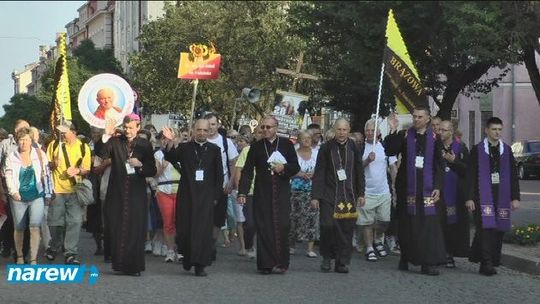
[{"left": 520, "top": 192, "right": 540, "bottom": 195}]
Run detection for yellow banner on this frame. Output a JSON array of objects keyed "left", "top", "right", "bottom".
[
  {"left": 384, "top": 9, "right": 427, "bottom": 114},
  {"left": 56, "top": 33, "right": 71, "bottom": 120}
]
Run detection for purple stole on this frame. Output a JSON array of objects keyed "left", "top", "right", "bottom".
[
  {"left": 443, "top": 138, "right": 461, "bottom": 224},
  {"left": 406, "top": 127, "right": 436, "bottom": 216},
  {"left": 478, "top": 140, "right": 512, "bottom": 232}
]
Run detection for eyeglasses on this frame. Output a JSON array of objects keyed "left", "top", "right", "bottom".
[{"left": 260, "top": 125, "right": 275, "bottom": 130}]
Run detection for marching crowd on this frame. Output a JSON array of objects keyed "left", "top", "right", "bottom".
[{"left": 0, "top": 105, "right": 520, "bottom": 277}]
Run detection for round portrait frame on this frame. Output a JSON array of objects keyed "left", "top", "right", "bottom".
[{"left": 78, "top": 73, "right": 135, "bottom": 128}]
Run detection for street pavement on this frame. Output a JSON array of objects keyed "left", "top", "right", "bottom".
[
  {"left": 0, "top": 179, "right": 538, "bottom": 304},
  {"left": 513, "top": 179, "right": 540, "bottom": 226},
  {"left": 1, "top": 232, "right": 539, "bottom": 304}
]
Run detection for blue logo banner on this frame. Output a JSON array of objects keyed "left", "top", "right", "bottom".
[{"left": 6, "top": 264, "right": 99, "bottom": 285}]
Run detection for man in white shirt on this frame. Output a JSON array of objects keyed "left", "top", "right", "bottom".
[
  {"left": 358, "top": 119, "right": 395, "bottom": 262},
  {"left": 204, "top": 113, "right": 239, "bottom": 254}
]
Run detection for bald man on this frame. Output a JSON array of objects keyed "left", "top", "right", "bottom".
[
  {"left": 311, "top": 118, "right": 365, "bottom": 273},
  {"left": 162, "top": 119, "right": 223, "bottom": 277},
  {"left": 94, "top": 88, "right": 122, "bottom": 120}
]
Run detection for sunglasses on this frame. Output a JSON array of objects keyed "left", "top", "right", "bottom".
[{"left": 260, "top": 125, "right": 275, "bottom": 130}]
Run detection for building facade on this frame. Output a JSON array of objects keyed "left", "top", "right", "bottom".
[
  {"left": 66, "top": 0, "right": 114, "bottom": 50},
  {"left": 456, "top": 61, "right": 540, "bottom": 147},
  {"left": 113, "top": 1, "right": 167, "bottom": 74}
]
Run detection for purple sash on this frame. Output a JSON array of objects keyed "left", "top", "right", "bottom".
[
  {"left": 443, "top": 139, "right": 461, "bottom": 224},
  {"left": 406, "top": 127, "right": 436, "bottom": 216},
  {"left": 478, "top": 141, "right": 512, "bottom": 232}
]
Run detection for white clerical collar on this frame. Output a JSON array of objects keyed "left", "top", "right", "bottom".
[
  {"left": 195, "top": 140, "right": 207, "bottom": 146},
  {"left": 267, "top": 137, "right": 277, "bottom": 144},
  {"left": 483, "top": 138, "right": 504, "bottom": 155}
]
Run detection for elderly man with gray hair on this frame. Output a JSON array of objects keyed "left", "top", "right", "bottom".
[{"left": 358, "top": 119, "right": 396, "bottom": 262}]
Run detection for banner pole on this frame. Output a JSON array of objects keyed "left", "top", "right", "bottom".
[
  {"left": 189, "top": 79, "right": 199, "bottom": 129},
  {"left": 373, "top": 61, "right": 385, "bottom": 153}
]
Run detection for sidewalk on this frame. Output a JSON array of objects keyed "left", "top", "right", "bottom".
[{"left": 501, "top": 243, "right": 540, "bottom": 275}]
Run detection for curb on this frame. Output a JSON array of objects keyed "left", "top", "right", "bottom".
[{"left": 501, "top": 246, "right": 540, "bottom": 276}]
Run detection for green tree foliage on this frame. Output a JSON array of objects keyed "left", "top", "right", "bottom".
[
  {"left": 73, "top": 40, "right": 124, "bottom": 75},
  {"left": 503, "top": 1, "right": 540, "bottom": 108},
  {"left": 289, "top": 1, "right": 521, "bottom": 120},
  {"left": 0, "top": 94, "right": 49, "bottom": 130},
  {"left": 130, "top": 1, "right": 304, "bottom": 127}
]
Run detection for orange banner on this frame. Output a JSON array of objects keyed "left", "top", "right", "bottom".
[{"left": 177, "top": 53, "right": 221, "bottom": 79}]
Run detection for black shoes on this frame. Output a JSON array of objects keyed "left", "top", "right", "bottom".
[
  {"left": 334, "top": 265, "right": 349, "bottom": 274},
  {"left": 398, "top": 259, "right": 409, "bottom": 271},
  {"left": 320, "top": 259, "right": 331, "bottom": 273},
  {"left": 445, "top": 256, "right": 456, "bottom": 269},
  {"left": 65, "top": 255, "right": 81, "bottom": 265},
  {"left": 479, "top": 264, "right": 497, "bottom": 276},
  {"left": 421, "top": 265, "right": 440, "bottom": 276},
  {"left": 195, "top": 266, "right": 207, "bottom": 277},
  {"left": 45, "top": 248, "right": 56, "bottom": 261},
  {"left": 259, "top": 268, "right": 272, "bottom": 275}
]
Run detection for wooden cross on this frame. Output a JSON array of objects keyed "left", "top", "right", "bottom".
[{"left": 275, "top": 52, "right": 319, "bottom": 92}]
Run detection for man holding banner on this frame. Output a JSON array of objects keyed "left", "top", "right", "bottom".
[{"left": 384, "top": 107, "right": 446, "bottom": 275}]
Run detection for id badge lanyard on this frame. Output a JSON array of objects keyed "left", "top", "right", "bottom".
[
  {"left": 125, "top": 141, "right": 136, "bottom": 175},
  {"left": 194, "top": 145, "right": 207, "bottom": 181}
]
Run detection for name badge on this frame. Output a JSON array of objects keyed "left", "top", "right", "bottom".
[
  {"left": 125, "top": 162, "right": 135, "bottom": 175},
  {"left": 415, "top": 156, "right": 424, "bottom": 169},
  {"left": 445, "top": 166, "right": 450, "bottom": 173},
  {"left": 195, "top": 170, "right": 204, "bottom": 181},
  {"left": 337, "top": 169, "right": 347, "bottom": 181},
  {"left": 491, "top": 172, "right": 500, "bottom": 184}
]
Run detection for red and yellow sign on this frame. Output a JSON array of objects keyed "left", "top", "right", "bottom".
[{"left": 178, "top": 43, "right": 221, "bottom": 79}]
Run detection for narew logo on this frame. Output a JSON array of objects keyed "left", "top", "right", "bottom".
[{"left": 6, "top": 264, "right": 99, "bottom": 285}]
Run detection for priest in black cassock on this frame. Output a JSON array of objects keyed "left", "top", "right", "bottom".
[
  {"left": 438, "top": 120, "right": 470, "bottom": 268},
  {"left": 311, "top": 118, "right": 365, "bottom": 274},
  {"left": 162, "top": 119, "right": 223, "bottom": 277},
  {"left": 465, "top": 117, "right": 520, "bottom": 276},
  {"left": 101, "top": 114, "right": 156, "bottom": 276},
  {"left": 237, "top": 116, "right": 300, "bottom": 275},
  {"left": 384, "top": 106, "right": 446, "bottom": 275}
]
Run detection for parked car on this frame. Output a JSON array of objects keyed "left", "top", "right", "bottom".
[{"left": 511, "top": 140, "right": 540, "bottom": 179}]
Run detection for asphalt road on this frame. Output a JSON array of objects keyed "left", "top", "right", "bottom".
[
  {"left": 0, "top": 179, "right": 537, "bottom": 304},
  {"left": 513, "top": 179, "right": 540, "bottom": 226},
  {"left": 0, "top": 231, "right": 539, "bottom": 304}
]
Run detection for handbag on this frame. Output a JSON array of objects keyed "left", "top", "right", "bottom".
[{"left": 61, "top": 142, "right": 95, "bottom": 206}]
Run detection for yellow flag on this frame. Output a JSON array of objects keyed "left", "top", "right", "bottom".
[
  {"left": 49, "top": 33, "right": 71, "bottom": 137},
  {"left": 384, "top": 9, "right": 427, "bottom": 114}
]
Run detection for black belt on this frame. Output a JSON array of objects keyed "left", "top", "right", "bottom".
[{"left": 158, "top": 181, "right": 180, "bottom": 185}]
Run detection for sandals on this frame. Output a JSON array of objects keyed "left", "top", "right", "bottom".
[
  {"left": 365, "top": 250, "right": 378, "bottom": 262},
  {"left": 16, "top": 256, "right": 24, "bottom": 264},
  {"left": 446, "top": 256, "right": 456, "bottom": 268},
  {"left": 374, "top": 242, "right": 388, "bottom": 257}
]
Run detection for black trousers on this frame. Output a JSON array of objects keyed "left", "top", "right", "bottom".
[
  {"left": 242, "top": 196, "right": 256, "bottom": 250},
  {"left": 319, "top": 200, "right": 355, "bottom": 266},
  {"left": 213, "top": 193, "right": 227, "bottom": 228},
  {"left": 470, "top": 228, "right": 504, "bottom": 266}
]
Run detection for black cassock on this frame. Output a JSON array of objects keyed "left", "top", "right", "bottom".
[
  {"left": 311, "top": 139, "right": 365, "bottom": 266},
  {"left": 102, "top": 136, "right": 156, "bottom": 274},
  {"left": 164, "top": 141, "right": 223, "bottom": 269},
  {"left": 385, "top": 130, "right": 446, "bottom": 266},
  {"left": 466, "top": 143, "right": 520, "bottom": 267},
  {"left": 238, "top": 137, "right": 300, "bottom": 271},
  {"left": 439, "top": 141, "right": 470, "bottom": 258}
]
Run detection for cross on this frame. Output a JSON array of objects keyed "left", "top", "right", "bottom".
[{"left": 275, "top": 52, "right": 319, "bottom": 92}]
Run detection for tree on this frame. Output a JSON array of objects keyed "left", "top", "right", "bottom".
[
  {"left": 503, "top": 1, "right": 540, "bottom": 108},
  {"left": 73, "top": 40, "right": 124, "bottom": 75},
  {"left": 0, "top": 94, "right": 50, "bottom": 130},
  {"left": 130, "top": 1, "right": 305, "bottom": 127},
  {"left": 289, "top": 2, "right": 521, "bottom": 121}
]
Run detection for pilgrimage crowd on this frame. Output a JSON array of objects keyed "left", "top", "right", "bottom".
[{"left": 0, "top": 106, "right": 520, "bottom": 277}]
